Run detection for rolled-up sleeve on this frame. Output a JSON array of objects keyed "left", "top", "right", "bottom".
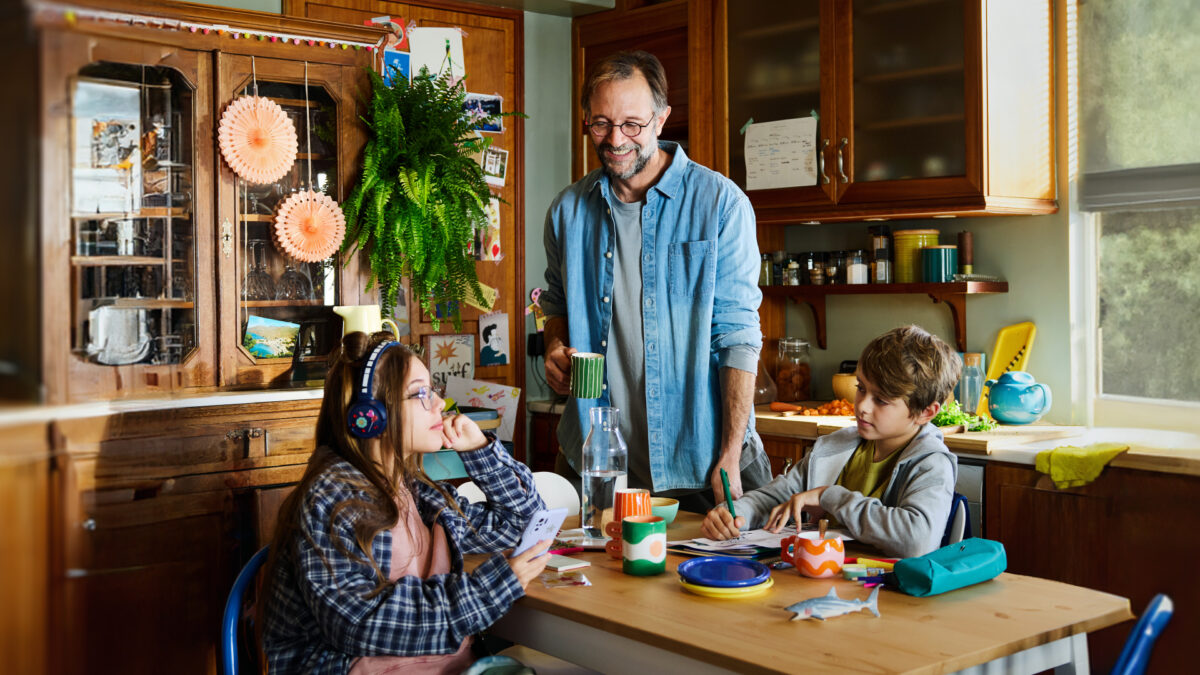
[{"left": 711, "top": 192, "right": 763, "bottom": 360}]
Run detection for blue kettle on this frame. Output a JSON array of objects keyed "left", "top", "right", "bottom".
[{"left": 984, "top": 371, "right": 1052, "bottom": 425}]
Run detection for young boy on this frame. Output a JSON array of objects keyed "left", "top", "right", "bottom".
[{"left": 702, "top": 325, "right": 960, "bottom": 558}]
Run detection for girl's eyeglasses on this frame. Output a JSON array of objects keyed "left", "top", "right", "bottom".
[{"left": 405, "top": 385, "right": 439, "bottom": 411}]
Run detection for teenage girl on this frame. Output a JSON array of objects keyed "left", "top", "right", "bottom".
[{"left": 262, "top": 332, "right": 551, "bottom": 674}]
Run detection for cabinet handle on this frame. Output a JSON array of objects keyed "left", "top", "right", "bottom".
[
  {"left": 82, "top": 518, "right": 97, "bottom": 531},
  {"left": 249, "top": 428, "right": 264, "bottom": 439},
  {"left": 818, "top": 138, "right": 830, "bottom": 184},
  {"left": 836, "top": 138, "right": 849, "bottom": 183}
]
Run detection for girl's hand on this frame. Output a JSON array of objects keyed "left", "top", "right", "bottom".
[
  {"left": 700, "top": 506, "right": 745, "bottom": 540},
  {"left": 441, "top": 414, "right": 488, "bottom": 452},
  {"left": 765, "top": 487, "right": 828, "bottom": 532},
  {"left": 507, "top": 539, "right": 552, "bottom": 590}
]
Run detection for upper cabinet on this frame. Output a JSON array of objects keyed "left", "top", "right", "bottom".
[
  {"left": 36, "top": 4, "right": 381, "bottom": 403},
  {"left": 716, "top": 0, "right": 1056, "bottom": 224}
]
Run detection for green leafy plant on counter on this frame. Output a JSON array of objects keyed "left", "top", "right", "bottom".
[
  {"left": 341, "top": 66, "right": 521, "bottom": 330},
  {"left": 933, "top": 400, "right": 997, "bottom": 432}
]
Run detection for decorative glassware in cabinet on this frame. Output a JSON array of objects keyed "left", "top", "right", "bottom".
[
  {"left": 70, "top": 63, "right": 197, "bottom": 367},
  {"left": 851, "top": 0, "right": 966, "bottom": 182}
]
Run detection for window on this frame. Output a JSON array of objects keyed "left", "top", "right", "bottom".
[{"left": 1073, "top": 0, "right": 1200, "bottom": 430}]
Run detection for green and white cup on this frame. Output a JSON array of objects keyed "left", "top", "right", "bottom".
[
  {"left": 570, "top": 352, "right": 605, "bottom": 399},
  {"left": 622, "top": 515, "right": 667, "bottom": 576}
]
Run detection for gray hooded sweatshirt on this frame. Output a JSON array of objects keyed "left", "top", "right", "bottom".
[{"left": 732, "top": 423, "right": 957, "bottom": 558}]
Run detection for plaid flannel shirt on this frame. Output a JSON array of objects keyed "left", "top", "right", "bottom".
[{"left": 264, "top": 437, "right": 545, "bottom": 674}]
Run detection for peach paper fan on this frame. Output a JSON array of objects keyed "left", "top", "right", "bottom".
[
  {"left": 218, "top": 95, "right": 298, "bottom": 184},
  {"left": 273, "top": 189, "right": 346, "bottom": 262}
]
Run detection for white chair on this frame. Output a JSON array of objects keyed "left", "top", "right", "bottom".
[
  {"left": 455, "top": 480, "right": 487, "bottom": 504},
  {"left": 533, "top": 471, "right": 580, "bottom": 516}
]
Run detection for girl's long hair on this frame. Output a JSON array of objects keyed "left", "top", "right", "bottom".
[{"left": 259, "top": 331, "right": 464, "bottom": 623}]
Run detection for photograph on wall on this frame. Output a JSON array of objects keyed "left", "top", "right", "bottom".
[
  {"left": 482, "top": 147, "right": 508, "bottom": 187},
  {"left": 382, "top": 50, "right": 411, "bottom": 86},
  {"left": 72, "top": 79, "right": 142, "bottom": 214},
  {"left": 463, "top": 93, "right": 503, "bottom": 132},
  {"left": 475, "top": 196, "right": 502, "bottom": 261},
  {"left": 444, "top": 376, "right": 522, "bottom": 442},
  {"left": 423, "top": 333, "right": 474, "bottom": 392},
  {"left": 478, "top": 312, "right": 509, "bottom": 367}
]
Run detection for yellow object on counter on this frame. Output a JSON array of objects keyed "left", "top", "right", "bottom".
[
  {"left": 1035, "top": 442, "right": 1129, "bottom": 489},
  {"left": 855, "top": 557, "right": 895, "bottom": 571}
]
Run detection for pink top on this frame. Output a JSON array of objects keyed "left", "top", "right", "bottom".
[{"left": 349, "top": 495, "right": 474, "bottom": 675}]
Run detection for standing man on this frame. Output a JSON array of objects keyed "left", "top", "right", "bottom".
[{"left": 539, "top": 50, "right": 771, "bottom": 512}]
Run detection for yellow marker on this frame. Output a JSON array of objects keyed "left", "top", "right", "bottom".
[{"left": 855, "top": 557, "right": 895, "bottom": 571}]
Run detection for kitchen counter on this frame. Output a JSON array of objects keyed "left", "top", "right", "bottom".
[{"left": 754, "top": 405, "right": 1200, "bottom": 477}]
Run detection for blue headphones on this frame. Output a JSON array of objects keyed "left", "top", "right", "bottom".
[{"left": 346, "top": 340, "right": 400, "bottom": 439}]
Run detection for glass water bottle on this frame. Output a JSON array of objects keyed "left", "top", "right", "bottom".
[
  {"left": 960, "top": 353, "right": 985, "bottom": 414},
  {"left": 581, "top": 406, "right": 628, "bottom": 537}
]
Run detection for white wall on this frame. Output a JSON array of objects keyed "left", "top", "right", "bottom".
[{"left": 521, "top": 11, "right": 573, "bottom": 403}]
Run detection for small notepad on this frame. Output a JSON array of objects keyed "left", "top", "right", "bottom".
[{"left": 545, "top": 555, "right": 590, "bottom": 572}]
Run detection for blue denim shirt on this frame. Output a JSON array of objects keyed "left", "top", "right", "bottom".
[{"left": 541, "top": 142, "right": 763, "bottom": 492}]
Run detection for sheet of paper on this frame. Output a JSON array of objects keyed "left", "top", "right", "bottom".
[
  {"left": 744, "top": 117, "right": 818, "bottom": 191},
  {"left": 444, "top": 376, "right": 521, "bottom": 442},
  {"left": 668, "top": 524, "right": 852, "bottom": 553},
  {"left": 409, "top": 27, "right": 466, "bottom": 81}
]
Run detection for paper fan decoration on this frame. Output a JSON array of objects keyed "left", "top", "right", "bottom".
[
  {"left": 273, "top": 189, "right": 346, "bottom": 262},
  {"left": 218, "top": 95, "right": 298, "bottom": 184}
]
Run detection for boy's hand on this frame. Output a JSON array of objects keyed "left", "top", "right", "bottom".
[
  {"left": 765, "top": 487, "right": 828, "bottom": 532},
  {"left": 700, "top": 506, "right": 745, "bottom": 540},
  {"left": 507, "top": 539, "right": 552, "bottom": 590},
  {"left": 441, "top": 414, "right": 487, "bottom": 452},
  {"left": 544, "top": 345, "right": 576, "bottom": 395}
]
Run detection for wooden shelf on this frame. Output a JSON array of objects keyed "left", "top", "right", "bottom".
[
  {"left": 87, "top": 298, "right": 195, "bottom": 310},
  {"left": 71, "top": 255, "right": 167, "bottom": 267},
  {"left": 857, "top": 0, "right": 954, "bottom": 17},
  {"left": 240, "top": 299, "right": 324, "bottom": 308},
  {"left": 71, "top": 207, "right": 190, "bottom": 220},
  {"left": 734, "top": 16, "right": 820, "bottom": 41},
  {"left": 240, "top": 214, "right": 276, "bottom": 222},
  {"left": 856, "top": 113, "right": 964, "bottom": 133},
  {"left": 856, "top": 62, "right": 963, "bottom": 85},
  {"left": 763, "top": 281, "right": 1008, "bottom": 352},
  {"left": 738, "top": 81, "right": 822, "bottom": 102}
]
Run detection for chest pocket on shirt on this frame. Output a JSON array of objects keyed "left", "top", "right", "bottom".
[{"left": 668, "top": 240, "right": 715, "bottom": 298}]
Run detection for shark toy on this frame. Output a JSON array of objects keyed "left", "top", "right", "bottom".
[{"left": 785, "top": 586, "right": 881, "bottom": 621}]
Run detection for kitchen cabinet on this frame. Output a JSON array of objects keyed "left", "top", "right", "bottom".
[
  {"left": 987, "top": 462, "right": 1198, "bottom": 673},
  {"left": 36, "top": 2, "right": 381, "bottom": 404},
  {"left": 0, "top": 422, "right": 51, "bottom": 675},
  {"left": 717, "top": 0, "right": 1056, "bottom": 224},
  {"left": 51, "top": 399, "right": 319, "bottom": 674}
]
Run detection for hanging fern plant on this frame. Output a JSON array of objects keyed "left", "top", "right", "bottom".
[{"left": 342, "top": 66, "right": 517, "bottom": 330}]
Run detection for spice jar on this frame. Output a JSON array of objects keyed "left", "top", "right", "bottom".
[
  {"left": 759, "top": 253, "right": 772, "bottom": 286},
  {"left": 776, "top": 337, "right": 812, "bottom": 402},
  {"left": 846, "top": 249, "right": 869, "bottom": 284},
  {"left": 783, "top": 260, "right": 801, "bottom": 285},
  {"left": 808, "top": 252, "right": 827, "bottom": 285}
]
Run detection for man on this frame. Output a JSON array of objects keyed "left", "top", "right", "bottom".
[{"left": 539, "top": 50, "right": 771, "bottom": 512}]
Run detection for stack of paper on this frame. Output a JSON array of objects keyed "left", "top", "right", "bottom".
[{"left": 667, "top": 525, "right": 853, "bottom": 558}]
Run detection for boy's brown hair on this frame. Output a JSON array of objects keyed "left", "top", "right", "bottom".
[{"left": 858, "top": 325, "right": 961, "bottom": 417}]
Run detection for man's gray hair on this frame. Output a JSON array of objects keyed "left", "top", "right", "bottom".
[{"left": 581, "top": 50, "right": 669, "bottom": 116}]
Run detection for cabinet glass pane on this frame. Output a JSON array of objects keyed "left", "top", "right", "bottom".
[
  {"left": 852, "top": 0, "right": 965, "bottom": 181},
  {"left": 727, "top": 0, "right": 822, "bottom": 189},
  {"left": 236, "top": 79, "right": 340, "bottom": 371},
  {"left": 71, "top": 64, "right": 197, "bottom": 366}
]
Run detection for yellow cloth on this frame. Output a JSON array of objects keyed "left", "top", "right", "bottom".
[{"left": 1034, "top": 442, "right": 1129, "bottom": 489}]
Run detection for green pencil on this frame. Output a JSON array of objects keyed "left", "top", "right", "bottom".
[{"left": 720, "top": 468, "right": 736, "bottom": 519}]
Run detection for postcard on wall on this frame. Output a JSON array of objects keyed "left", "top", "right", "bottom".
[
  {"left": 743, "top": 116, "right": 818, "bottom": 191},
  {"left": 463, "top": 93, "right": 503, "bottom": 132},
  {"left": 424, "top": 334, "right": 474, "bottom": 392},
  {"left": 409, "top": 26, "right": 466, "bottom": 81},
  {"left": 382, "top": 50, "right": 410, "bottom": 86},
  {"left": 478, "top": 312, "right": 509, "bottom": 367},
  {"left": 72, "top": 79, "right": 142, "bottom": 214},
  {"left": 477, "top": 196, "right": 502, "bottom": 261},
  {"left": 444, "top": 376, "right": 522, "bottom": 442},
  {"left": 243, "top": 315, "right": 301, "bottom": 359},
  {"left": 482, "top": 147, "right": 508, "bottom": 187}
]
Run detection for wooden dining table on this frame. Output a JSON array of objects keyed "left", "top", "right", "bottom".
[{"left": 488, "top": 512, "right": 1132, "bottom": 674}]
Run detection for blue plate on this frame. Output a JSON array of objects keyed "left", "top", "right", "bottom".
[{"left": 677, "top": 556, "right": 771, "bottom": 588}]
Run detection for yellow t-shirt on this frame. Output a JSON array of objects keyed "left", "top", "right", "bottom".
[{"left": 837, "top": 439, "right": 902, "bottom": 500}]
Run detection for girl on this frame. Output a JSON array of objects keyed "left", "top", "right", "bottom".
[{"left": 262, "top": 332, "right": 551, "bottom": 674}]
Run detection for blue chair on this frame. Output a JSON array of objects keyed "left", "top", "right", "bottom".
[
  {"left": 1111, "top": 593, "right": 1173, "bottom": 675},
  {"left": 941, "top": 492, "right": 971, "bottom": 546},
  {"left": 222, "top": 546, "right": 269, "bottom": 675}
]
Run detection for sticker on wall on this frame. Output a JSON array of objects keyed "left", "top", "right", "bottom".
[
  {"left": 477, "top": 197, "right": 502, "bottom": 261},
  {"left": 423, "top": 333, "right": 474, "bottom": 392},
  {"left": 409, "top": 26, "right": 466, "bottom": 81},
  {"left": 478, "top": 312, "right": 509, "bottom": 367},
  {"left": 525, "top": 288, "right": 547, "bottom": 332},
  {"left": 482, "top": 147, "right": 508, "bottom": 187},
  {"left": 444, "top": 376, "right": 522, "bottom": 442},
  {"left": 463, "top": 93, "right": 503, "bottom": 132},
  {"left": 463, "top": 281, "right": 498, "bottom": 312}
]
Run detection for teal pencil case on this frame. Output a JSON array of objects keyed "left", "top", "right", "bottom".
[{"left": 889, "top": 538, "right": 1007, "bottom": 597}]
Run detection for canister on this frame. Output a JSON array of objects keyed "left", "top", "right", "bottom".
[
  {"left": 921, "top": 245, "right": 958, "bottom": 283},
  {"left": 893, "top": 229, "right": 939, "bottom": 283},
  {"left": 846, "top": 249, "right": 869, "bottom": 284}
]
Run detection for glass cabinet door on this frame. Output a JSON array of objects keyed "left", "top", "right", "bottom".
[
  {"left": 725, "top": 0, "right": 835, "bottom": 206},
  {"left": 847, "top": 0, "right": 966, "bottom": 183},
  {"left": 218, "top": 56, "right": 354, "bottom": 387},
  {"left": 65, "top": 50, "right": 213, "bottom": 398}
]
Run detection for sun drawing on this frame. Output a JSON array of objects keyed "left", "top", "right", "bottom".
[{"left": 434, "top": 341, "right": 459, "bottom": 365}]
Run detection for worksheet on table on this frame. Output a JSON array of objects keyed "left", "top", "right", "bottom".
[{"left": 669, "top": 524, "right": 852, "bottom": 553}]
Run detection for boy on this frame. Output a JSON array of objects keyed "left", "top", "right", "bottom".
[{"left": 701, "top": 325, "right": 960, "bottom": 558}]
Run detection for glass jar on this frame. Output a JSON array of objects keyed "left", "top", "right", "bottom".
[
  {"left": 759, "top": 253, "right": 772, "bottom": 286},
  {"left": 776, "top": 337, "right": 812, "bottom": 402},
  {"left": 825, "top": 251, "right": 844, "bottom": 285},
  {"left": 753, "top": 359, "right": 777, "bottom": 405},
  {"left": 809, "top": 252, "right": 827, "bottom": 285},
  {"left": 783, "top": 260, "right": 801, "bottom": 285},
  {"left": 581, "top": 406, "right": 628, "bottom": 537},
  {"left": 846, "top": 249, "right": 869, "bottom": 284},
  {"left": 959, "top": 353, "right": 985, "bottom": 414}
]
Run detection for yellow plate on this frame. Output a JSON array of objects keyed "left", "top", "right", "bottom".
[{"left": 679, "top": 576, "right": 774, "bottom": 598}]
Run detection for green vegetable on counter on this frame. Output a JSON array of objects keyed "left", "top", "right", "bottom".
[{"left": 932, "top": 400, "right": 997, "bottom": 432}]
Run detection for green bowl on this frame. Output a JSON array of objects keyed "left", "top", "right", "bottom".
[{"left": 650, "top": 497, "right": 679, "bottom": 526}]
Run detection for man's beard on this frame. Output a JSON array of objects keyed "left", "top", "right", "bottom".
[{"left": 596, "top": 138, "right": 656, "bottom": 180}]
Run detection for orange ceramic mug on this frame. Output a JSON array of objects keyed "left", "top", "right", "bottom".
[
  {"left": 605, "top": 488, "right": 651, "bottom": 558},
  {"left": 781, "top": 535, "right": 845, "bottom": 578}
]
